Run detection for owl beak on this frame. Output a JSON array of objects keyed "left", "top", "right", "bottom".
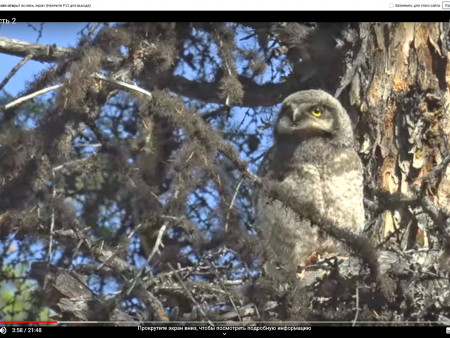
[{"left": 292, "top": 108, "right": 301, "bottom": 123}]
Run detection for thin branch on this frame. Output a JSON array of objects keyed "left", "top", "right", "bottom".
[
  {"left": 92, "top": 73, "right": 152, "bottom": 99},
  {"left": 352, "top": 286, "right": 360, "bottom": 327},
  {"left": 419, "top": 152, "right": 450, "bottom": 203},
  {"left": 0, "top": 53, "right": 33, "bottom": 91},
  {"left": 202, "top": 106, "right": 228, "bottom": 121},
  {"left": 125, "top": 222, "right": 168, "bottom": 298},
  {"left": 1, "top": 84, "right": 63, "bottom": 111},
  {"left": 224, "top": 178, "right": 243, "bottom": 233},
  {"left": 53, "top": 156, "right": 96, "bottom": 172},
  {"left": 167, "top": 263, "right": 214, "bottom": 326},
  {"left": 0, "top": 36, "right": 72, "bottom": 62},
  {"left": 47, "top": 170, "right": 57, "bottom": 262},
  {"left": 127, "top": 223, "right": 142, "bottom": 241},
  {"left": 219, "top": 304, "right": 258, "bottom": 321},
  {"left": 73, "top": 143, "right": 102, "bottom": 148},
  {"left": 0, "top": 74, "right": 150, "bottom": 115},
  {"left": 145, "top": 223, "right": 168, "bottom": 265},
  {"left": 54, "top": 227, "right": 131, "bottom": 276},
  {"left": 209, "top": 262, "right": 242, "bottom": 322},
  {"left": 95, "top": 242, "right": 123, "bottom": 274}
]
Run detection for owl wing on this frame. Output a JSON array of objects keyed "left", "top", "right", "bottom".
[{"left": 254, "top": 147, "right": 326, "bottom": 270}]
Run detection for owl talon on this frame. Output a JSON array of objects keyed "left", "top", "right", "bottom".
[
  {"left": 296, "top": 270, "right": 306, "bottom": 279},
  {"left": 296, "top": 252, "right": 322, "bottom": 279},
  {"left": 314, "top": 254, "right": 349, "bottom": 268},
  {"left": 305, "top": 252, "right": 322, "bottom": 266},
  {"left": 336, "top": 255, "right": 349, "bottom": 261},
  {"left": 296, "top": 253, "right": 349, "bottom": 279}
]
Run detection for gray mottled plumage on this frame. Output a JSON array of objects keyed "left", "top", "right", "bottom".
[{"left": 255, "top": 89, "right": 364, "bottom": 273}]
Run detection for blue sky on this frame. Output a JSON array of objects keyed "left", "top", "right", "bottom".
[
  {"left": 0, "top": 22, "right": 277, "bottom": 293},
  {"left": 0, "top": 22, "right": 87, "bottom": 95}
]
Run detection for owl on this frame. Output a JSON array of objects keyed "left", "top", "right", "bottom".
[{"left": 254, "top": 89, "right": 364, "bottom": 275}]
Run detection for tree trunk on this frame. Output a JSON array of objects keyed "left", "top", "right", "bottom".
[{"left": 348, "top": 23, "right": 449, "bottom": 248}]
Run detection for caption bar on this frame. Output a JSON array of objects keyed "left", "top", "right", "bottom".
[{"left": 138, "top": 326, "right": 312, "bottom": 331}]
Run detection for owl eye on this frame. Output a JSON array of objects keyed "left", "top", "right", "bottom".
[{"left": 311, "top": 107, "right": 323, "bottom": 117}]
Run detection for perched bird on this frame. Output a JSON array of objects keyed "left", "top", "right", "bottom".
[{"left": 254, "top": 89, "right": 364, "bottom": 275}]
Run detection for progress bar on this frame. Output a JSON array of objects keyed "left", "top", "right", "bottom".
[{"left": 0, "top": 321, "right": 58, "bottom": 324}]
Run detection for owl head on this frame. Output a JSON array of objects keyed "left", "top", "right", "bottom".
[{"left": 274, "top": 89, "right": 354, "bottom": 146}]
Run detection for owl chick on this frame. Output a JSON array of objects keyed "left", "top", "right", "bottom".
[{"left": 255, "top": 89, "right": 364, "bottom": 274}]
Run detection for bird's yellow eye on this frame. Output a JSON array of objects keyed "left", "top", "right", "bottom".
[{"left": 311, "top": 107, "right": 323, "bottom": 117}]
